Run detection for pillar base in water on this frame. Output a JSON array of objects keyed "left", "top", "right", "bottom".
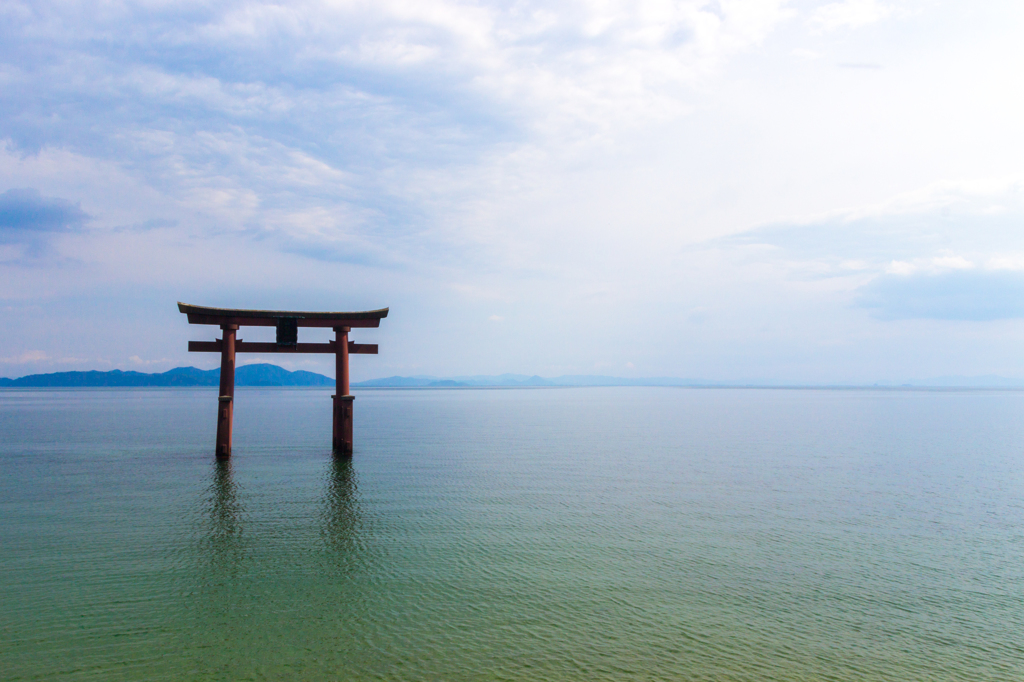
[
  {"left": 215, "top": 395, "right": 233, "bottom": 459},
  {"left": 332, "top": 395, "right": 355, "bottom": 457}
]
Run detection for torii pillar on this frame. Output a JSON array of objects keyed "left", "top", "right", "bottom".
[
  {"left": 179, "top": 303, "right": 388, "bottom": 459},
  {"left": 333, "top": 326, "right": 354, "bottom": 455},
  {"left": 215, "top": 324, "right": 237, "bottom": 458}
]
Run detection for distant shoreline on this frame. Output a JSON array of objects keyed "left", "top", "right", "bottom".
[
  {"left": 3, "top": 365, "right": 1024, "bottom": 390},
  {"left": 0, "top": 364, "right": 333, "bottom": 388}
]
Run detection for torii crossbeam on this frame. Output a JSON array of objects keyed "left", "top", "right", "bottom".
[{"left": 178, "top": 302, "right": 389, "bottom": 459}]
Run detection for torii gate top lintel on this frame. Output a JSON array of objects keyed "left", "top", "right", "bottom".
[
  {"left": 177, "top": 302, "right": 389, "bottom": 328},
  {"left": 179, "top": 301, "right": 388, "bottom": 459}
]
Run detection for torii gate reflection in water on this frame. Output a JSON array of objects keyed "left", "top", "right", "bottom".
[{"left": 179, "top": 303, "right": 388, "bottom": 458}]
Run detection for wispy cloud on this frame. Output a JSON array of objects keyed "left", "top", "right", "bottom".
[
  {"left": 0, "top": 350, "right": 92, "bottom": 366},
  {"left": 716, "top": 178, "right": 1024, "bottom": 276},
  {"left": 0, "top": 188, "right": 88, "bottom": 233},
  {"left": 1, "top": 1, "right": 1023, "bottom": 382},
  {"left": 0, "top": 188, "right": 90, "bottom": 258},
  {"left": 856, "top": 270, "right": 1024, "bottom": 321},
  {"left": 0, "top": 350, "right": 49, "bottom": 364},
  {"left": 128, "top": 355, "right": 171, "bottom": 366},
  {"left": 696, "top": 177, "right": 1024, "bottom": 322},
  {"left": 811, "top": 0, "right": 893, "bottom": 32}
]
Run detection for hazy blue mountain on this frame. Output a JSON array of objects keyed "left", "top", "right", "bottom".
[
  {"left": 5, "top": 367, "right": 1023, "bottom": 389},
  {"left": 873, "top": 375, "right": 1024, "bottom": 388},
  {"left": 0, "top": 364, "right": 333, "bottom": 387},
  {"left": 353, "top": 376, "right": 439, "bottom": 387},
  {"left": 0, "top": 368, "right": 216, "bottom": 387},
  {"left": 449, "top": 374, "right": 556, "bottom": 386},
  {"left": 235, "top": 364, "right": 333, "bottom": 386}
]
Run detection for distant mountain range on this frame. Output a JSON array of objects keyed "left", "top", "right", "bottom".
[
  {"left": 0, "top": 364, "right": 333, "bottom": 388},
  {"left": 3, "top": 366, "right": 1024, "bottom": 389}
]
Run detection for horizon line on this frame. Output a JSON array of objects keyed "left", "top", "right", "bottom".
[{"left": 3, "top": 364, "right": 1024, "bottom": 389}]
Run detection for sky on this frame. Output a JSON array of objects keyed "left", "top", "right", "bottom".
[{"left": 1, "top": 0, "right": 1023, "bottom": 383}]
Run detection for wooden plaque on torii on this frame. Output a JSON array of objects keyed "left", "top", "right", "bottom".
[{"left": 178, "top": 302, "right": 389, "bottom": 459}]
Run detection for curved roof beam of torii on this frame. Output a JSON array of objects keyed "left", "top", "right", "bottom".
[{"left": 178, "top": 302, "right": 389, "bottom": 328}]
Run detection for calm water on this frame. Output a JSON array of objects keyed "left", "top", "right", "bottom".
[{"left": 1, "top": 387, "right": 1023, "bottom": 680}]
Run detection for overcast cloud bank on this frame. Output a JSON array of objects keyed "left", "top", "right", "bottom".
[{"left": 2, "top": 0, "right": 1023, "bottom": 383}]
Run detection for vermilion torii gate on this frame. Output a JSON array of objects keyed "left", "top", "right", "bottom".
[{"left": 179, "top": 303, "right": 388, "bottom": 459}]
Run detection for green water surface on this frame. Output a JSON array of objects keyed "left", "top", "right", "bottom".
[{"left": 1, "top": 387, "right": 1023, "bottom": 680}]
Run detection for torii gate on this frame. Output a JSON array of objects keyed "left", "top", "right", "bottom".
[{"left": 178, "top": 303, "right": 388, "bottom": 458}]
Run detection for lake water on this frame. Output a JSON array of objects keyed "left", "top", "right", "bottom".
[{"left": 1, "top": 387, "right": 1023, "bottom": 680}]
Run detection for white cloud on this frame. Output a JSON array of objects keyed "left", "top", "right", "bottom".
[
  {"left": 129, "top": 355, "right": 171, "bottom": 366},
  {"left": 884, "top": 256, "right": 975, "bottom": 276},
  {"left": 931, "top": 256, "right": 974, "bottom": 271},
  {"left": 21, "top": 0, "right": 795, "bottom": 140},
  {"left": 886, "top": 260, "right": 915, "bottom": 275},
  {"left": 857, "top": 270, "right": 1024, "bottom": 321},
  {"left": 0, "top": 350, "right": 92, "bottom": 366},
  {"left": 791, "top": 47, "right": 819, "bottom": 59},
  {"left": 2, "top": 0, "right": 1024, "bottom": 382},
  {"left": 810, "top": 0, "right": 892, "bottom": 32},
  {"left": 985, "top": 255, "right": 1024, "bottom": 271},
  {"left": 0, "top": 350, "right": 49, "bottom": 364}
]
